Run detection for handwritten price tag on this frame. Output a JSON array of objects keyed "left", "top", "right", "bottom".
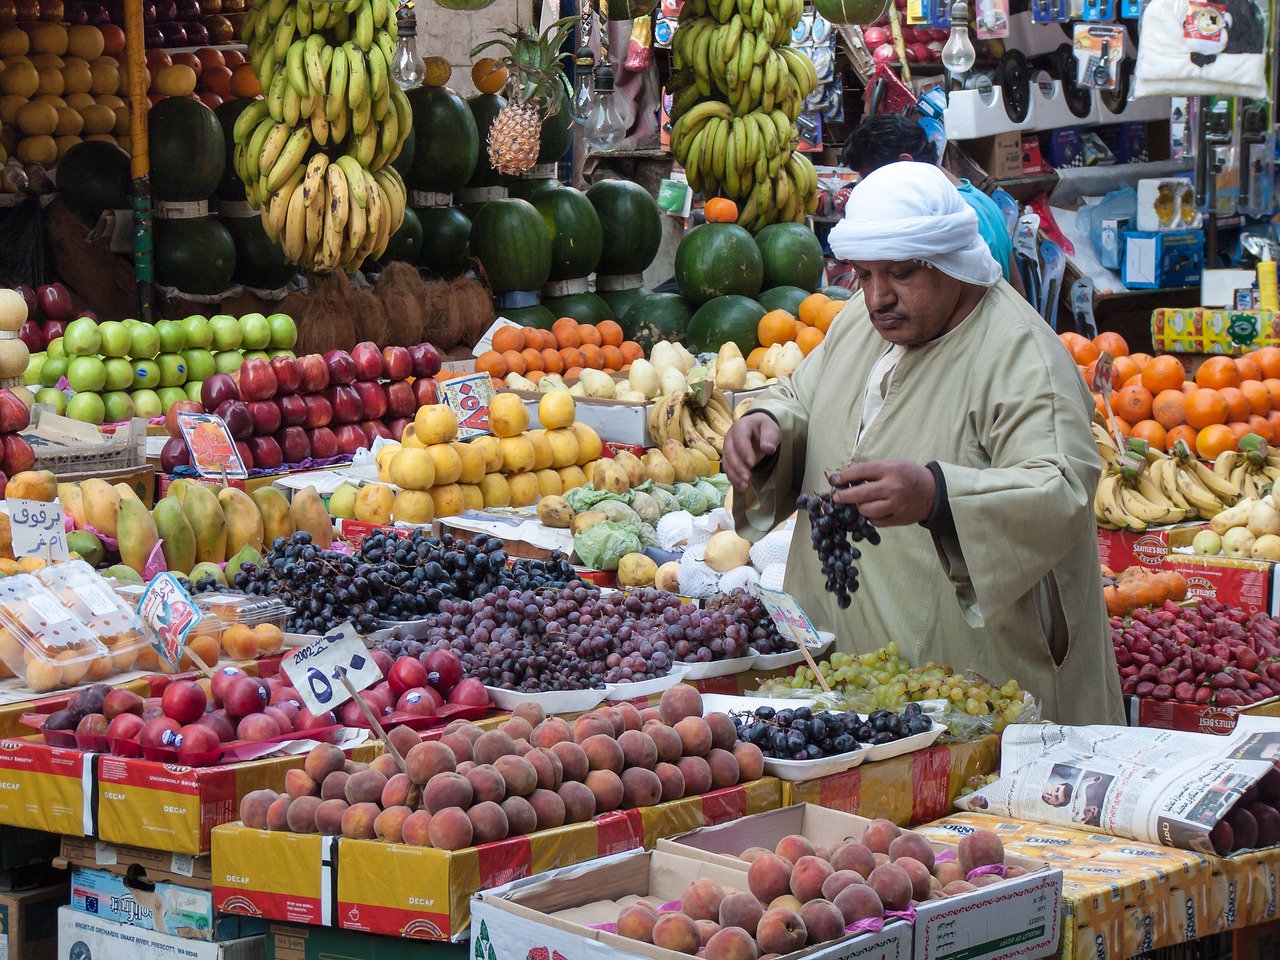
[
  {"left": 758, "top": 587, "right": 826, "bottom": 650},
  {"left": 138, "top": 572, "right": 202, "bottom": 672},
  {"left": 282, "top": 623, "right": 382, "bottom": 717},
  {"left": 5, "top": 498, "right": 67, "bottom": 561},
  {"left": 177, "top": 412, "right": 248, "bottom": 479},
  {"left": 439, "top": 372, "right": 496, "bottom": 440}
]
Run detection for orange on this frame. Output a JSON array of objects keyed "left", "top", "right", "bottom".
[
  {"left": 1252, "top": 346, "right": 1280, "bottom": 379},
  {"left": 1236, "top": 356, "right": 1265, "bottom": 382},
  {"left": 1167, "top": 424, "right": 1198, "bottom": 451},
  {"left": 1185, "top": 389, "right": 1229, "bottom": 428},
  {"left": 1196, "top": 423, "right": 1237, "bottom": 459},
  {"left": 1092, "top": 393, "right": 1105, "bottom": 419},
  {"left": 1220, "top": 386, "right": 1249, "bottom": 422},
  {"left": 1093, "top": 331, "right": 1129, "bottom": 357},
  {"left": 1141, "top": 354, "right": 1185, "bottom": 394},
  {"left": 1112, "top": 356, "right": 1141, "bottom": 388},
  {"left": 578, "top": 323, "right": 602, "bottom": 347},
  {"left": 1126, "top": 579, "right": 1154, "bottom": 608},
  {"left": 600, "top": 345, "right": 624, "bottom": 370},
  {"left": 1152, "top": 389, "right": 1187, "bottom": 429},
  {"left": 619, "top": 341, "right": 643, "bottom": 363},
  {"left": 552, "top": 317, "right": 581, "bottom": 349},
  {"left": 1229, "top": 421, "right": 1252, "bottom": 443},
  {"left": 1130, "top": 419, "right": 1167, "bottom": 450},
  {"left": 559, "top": 347, "right": 584, "bottom": 370},
  {"left": 563, "top": 366, "right": 583, "bottom": 379},
  {"left": 475, "top": 351, "right": 506, "bottom": 379},
  {"left": 501, "top": 349, "right": 526, "bottom": 376},
  {"left": 1241, "top": 379, "right": 1271, "bottom": 416},
  {"left": 196, "top": 48, "right": 225, "bottom": 71},
  {"left": 579, "top": 344, "right": 604, "bottom": 368},
  {"left": 1129, "top": 352, "right": 1153, "bottom": 371},
  {"left": 1112, "top": 417, "right": 1133, "bottom": 438},
  {"left": 747, "top": 347, "right": 766, "bottom": 370},
  {"left": 1196, "top": 355, "right": 1241, "bottom": 389},
  {"left": 520, "top": 347, "right": 543, "bottom": 372},
  {"left": 1267, "top": 410, "right": 1280, "bottom": 439},
  {"left": 471, "top": 58, "right": 508, "bottom": 94},
  {"left": 229, "top": 63, "right": 261, "bottom": 98},
  {"left": 796, "top": 326, "right": 824, "bottom": 355},
  {"left": 814, "top": 300, "right": 843, "bottom": 333},
  {"left": 1115, "top": 384, "right": 1153, "bottom": 423},
  {"left": 1248, "top": 414, "right": 1273, "bottom": 442},
  {"left": 540, "top": 349, "right": 564, "bottom": 374},
  {"left": 1264, "top": 379, "right": 1280, "bottom": 409},
  {"left": 491, "top": 326, "right": 525, "bottom": 354},
  {"left": 759, "top": 309, "right": 799, "bottom": 347},
  {"left": 1061, "top": 332, "right": 1100, "bottom": 366},
  {"left": 1122, "top": 374, "right": 1143, "bottom": 389},
  {"left": 525, "top": 370, "right": 544, "bottom": 383},
  {"left": 704, "top": 198, "right": 739, "bottom": 223},
  {"left": 596, "top": 320, "right": 624, "bottom": 347},
  {"left": 201, "top": 64, "right": 232, "bottom": 96},
  {"left": 1180, "top": 381, "right": 1197, "bottom": 395},
  {"left": 798, "top": 293, "right": 831, "bottom": 328}
]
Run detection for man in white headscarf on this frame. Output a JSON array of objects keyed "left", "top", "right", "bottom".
[{"left": 725, "top": 162, "right": 1123, "bottom": 727}]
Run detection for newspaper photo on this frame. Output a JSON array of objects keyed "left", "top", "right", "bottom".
[{"left": 954, "top": 716, "right": 1280, "bottom": 855}]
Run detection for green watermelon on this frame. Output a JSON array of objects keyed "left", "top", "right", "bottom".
[
  {"left": 757, "top": 286, "right": 811, "bottom": 316},
  {"left": 675, "top": 223, "right": 764, "bottom": 305},
  {"left": 685, "top": 296, "right": 765, "bottom": 355},
  {"left": 374, "top": 207, "right": 424, "bottom": 266},
  {"left": 148, "top": 96, "right": 225, "bottom": 201},
  {"left": 416, "top": 206, "right": 472, "bottom": 278},
  {"left": 470, "top": 198, "right": 551, "bottom": 294},
  {"left": 821, "top": 285, "right": 854, "bottom": 300},
  {"left": 500, "top": 303, "right": 557, "bottom": 329},
  {"left": 587, "top": 179, "right": 661, "bottom": 276},
  {"left": 508, "top": 177, "right": 559, "bottom": 201},
  {"left": 542, "top": 291, "right": 613, "bottom": 325},
  {"left": 222, "top": 215, "right": 296, "bottom": 290},
  {"left": 533, "top": 185, "right": 603, "bottom": 282},
  {"left": 597, "top": 286, "right": 650, "bottom": 323},
  {"left": 213, "top": 98, "right": 254, "bottom": 201},
  {"left": 155, "top": 217, "right": 236, "bottom": 295},
  {"left": 620, "top": 292, "right": 694, "bottom": 352},
  {"left": 755, "top": 223, "right": 824, "bottom": 291},
  {"left": 537, "top": 90, "right": 573, "bottom": 165},
  {"left": 57, "top": 140, "right": 130, "bottom": 226},
  {"left": 465, "top": 93, "right": 510, "bottom": 190},
  {"left": 408, "top": 86, "right": 479, "bottom": 193}
]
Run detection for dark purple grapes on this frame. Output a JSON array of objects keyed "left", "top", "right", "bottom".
[
  {"left": 732, "top": 701, "right": 929, "bottom": 760},
  {"left": 798, "top": 485, "right": 880, "bottom": 608}
]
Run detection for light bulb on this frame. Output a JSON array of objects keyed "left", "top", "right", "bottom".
[
  {"left": 941, "top": 0, "right": 975, "bottom": 75},
  {"left": 390, "top": 7, "right": 425, "bottom": 90},
  {"left": 569, "top": 45, "right": 595, "bottom": 125},
  {"left": 583, "top": 62, "right": 628, "bottom": 151}
]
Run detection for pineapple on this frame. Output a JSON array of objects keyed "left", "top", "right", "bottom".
[{"left": 472, "top": 18, "right": 576, "bottom": 176}]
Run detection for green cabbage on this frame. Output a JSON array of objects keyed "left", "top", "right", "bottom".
[
  {"left": 564, "top": 483, "right": 632, "bottom": 513},
  {"left": 631, "top": 491, "right": 661, "bottom": 526},
  {"left": 573, "top": 521, "right": 641, "bottom": 571},
  {"left": 673, "top": 482, "right": 710, "bottom": 515}
]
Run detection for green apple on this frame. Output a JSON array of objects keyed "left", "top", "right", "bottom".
[
  {"left": 185, "top": 380, "right": 204, "bottom": 403},
  {"left": 155, "top": 319, "right": 188, "bottom": 354},
  {"left": 128, "top": 323, "right": 160, "bottom": 360},
  {"left": 268, "top": 349, "right": 297, "bottom": 360},
  {"left": 23, "top": 353, "right": 44, "bottom": 386},
  {"left": 131, "top": 359, "right": 161, "bottom": 388},
  {"left": 130, "top": 389, "right": 162, "bottom": 419},
  {"left": 210, "top": 314, "right": 243, "bottom": 351},
  {"left": 63, "top": 316, "right": 101, "bottom": 357},
  {"left": 101, "top": 390, "right": 135, "bottom": 423},
  {"left": 66, "top": 356, "right": 107, "bottom": 392},
  {"left": 182, "top": 348, "right": 216, "bottom": 381},
  {"left": 243, "top": 350, "right": 270, "bottom": 363},
  {"left": 103, "top": 357, "right": 134, "bottom": 392},
  {"left": 157, "top": 387, "right": 189, "bottom": 410},
  {"left": 239, "top": 312, "right": 271, "bottom": 350},
  {"left": 121, "top": 317, "right": 139, "bottom": 326},
  {"left": 39, "top": 356, "right": 67, "bottom": 388},
  {"left": 97, "top": 320, "right": 131, "bottom": 358},
  {"left": 66, "top": 391, "right": 105, "bottom": 424},
  {"left": 328, "top": 483, "right": 358, "bottom": 520},
  {"left": 181, "top": 315, "right": 213, "bottom": 348},
  {"left": 157, "top": 353, "right": 187, "bottom": 387},
  {"left": 34, "top": 386, "right": 66, "bottom": 414},
  {"left": 214, "top": 351, "right": 244, "bottom": 374},
  {"left": 266, "top": 313, "right": 297, "bottom": 349},
  {"left": 46, "top": 337, "right": 65, "bottom": 360}
]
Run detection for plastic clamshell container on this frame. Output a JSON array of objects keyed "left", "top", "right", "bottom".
[
  {"left": 35, "top": 560, "right": 153, "bottom": 671},
  {"left": 0, "top": 576, "right": 108, "bottom": 692},
  {"left": 190, "top": 593, "right": 291, "bottom": 659}
]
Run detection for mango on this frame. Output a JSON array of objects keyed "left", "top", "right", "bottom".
[
  {"left": 114, "top": 482, "right": 140, "bottom": 502},
  {"left": 117, "top": 497, "right": 159, "bottom": 575},
  {"left": 251, "top": 486, "right": 294, "bottom": 549},
  {"left": 66, "top": 530, "right": 104, "bottom": 566},
  {"left": 218, "top": 487, "right": 264, "bottom": 556},
  {"left": 152, "top": 497, "right": 196, "bottom": 575},
  {"left": 58, "top": 483, "right": 85, "bottom": 527},
  {"left": 188, "top": 561, "right": 227, "bottom": 587},
  {"left": 180, "top": 483, "right": 226, "bottom": 564},
  {"left": 0, "top": 514, "right": 13, "bottom": 560},
  {"left": 166, "top": 478, "right": 191, "bottom": 502},
  {"left": 226, "top": 542, "right": 261, "bottom": 580},
  {"left": 80, "top": 478, "right": 121, "bottom": 538},
  {"left": 101, "top": 564, "right": 142, "bottom": 584},
  {"left": 291, "top": 486, "right": 334, "bottom": 548},
  {"left": 6, "top": 470, "right": 56, "bottom": 501}
]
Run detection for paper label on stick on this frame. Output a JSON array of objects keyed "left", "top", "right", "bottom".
[
  {"left": 177, "top": 412, "right": 249, "bottom": 479},
  {"left": 282, "top": 623, "right": 382, "bottom": 717},
  {"left": 5, "top": 498, "right": 68, "bottom": 561},
  {"left": 758, "top": 587, "right": 826, "bottom": 649},
  {"left": 472, "top": 317, "right": 523, "bottom": 358},
  {"left": 439, "top": 372, "right": 496, "bottom": 440},
  {"left": 138, "top": 572, "right": 202, "bottom": 672}
]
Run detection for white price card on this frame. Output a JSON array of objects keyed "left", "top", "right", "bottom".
[
  {"left": 758, "top": 587, "right": 826, "bottom": 650},
  {"left": 282, "top": 623, "right": 382, "bottom": 717},
  {"left": 6, "top": 498, "right": 68, "bottom": 561}
]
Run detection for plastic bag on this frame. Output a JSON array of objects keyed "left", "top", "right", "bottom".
[
  {"left": 693, "top": 479, "right": 725, "bottom": 509},
  {"left": 0, "top": 197, "right": 48, "bottom": 288},
  {"left": 631, "top": 490, "right": 661, "bottom": 526},
  {"left": 564, "top": 483, "right": 632, "bottom": 513},
  {"left": 673, "top": 482, "right": 710, "bottom": 515},
  {"left": 651, "top": 488, "right": 680, "bottom": 515},
  {"left": 572, "top": 520, "right": 641, "bottom": 571},
  {"left": 1086, "top": 184, "right": 1136, "bottom": 270},
  {"left": 597, "top": 500, "right": 641, "bottom": 527}
]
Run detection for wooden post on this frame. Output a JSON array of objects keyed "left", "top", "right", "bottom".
[{"left": 122, "top": 0, "right": 154, "bottom": 322}]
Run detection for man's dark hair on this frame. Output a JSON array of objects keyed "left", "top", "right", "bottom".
[
  {"left": 842, "top": 114, "right": 938, "bottom": 174},
  {"left": 1045, "top": 782, "right": 1073, "bottom": 806}
]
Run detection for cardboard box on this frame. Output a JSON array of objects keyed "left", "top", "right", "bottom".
[
  {"left": 56, "top": 907, "right": 265, "bottom": 960},
  {"left": 212, "top": 828, "right": 335, "bottom": 928},
  {"left": 265, "top": 922, "right": 467, "bottom": 960},
  {"left": 58, "top": 837, "right": 210, "bottom": 887},
  {"left": 1151, "top": 308, "right": 1280, "bottom": 356},
  {"left": 0, "top": 828, "right": 59, "bottom": 874},
  {"left": 69, "top": 865, "right": 263, "bottom": 942},
  {"left": 1125, "top": 693, "right": 1280, "bottom": 734},
  {"left": 472, "top": 847, "right": 910, "bottom": 960},
  {"left": 0, "top": 740, "right": 93, "bottom": 837},
  {"left": 1122, "top": 230, "right": 1205, "bottom": 289},
  {"left": 1159, "top": 552, "right": 1275, "bottom": 617},
  {"left": 0, "top": 884, "right": 66, "bottom": 960},
  {"left": 1234, "top": 919, "right": 1280, "bottom": 960},
  {"left": 661, "top": 805, "right": 1062, "bottom": 960},
  {"left": 1096, "top": 523, "right": 1204, "bottom": 571}
]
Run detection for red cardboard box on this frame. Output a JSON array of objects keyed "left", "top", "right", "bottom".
[
  {"left": 0, "top": 739, "right": 92, "bottom": 837},
  {"left": 1126, "top": 693, "right": 1280, "bottom": 734},
  {"left": 1160, "top": 554, "right": 1275, "bottom": 617},
  {"left": 1097, "top": 524, "right": 1206, "bottom": 571}
]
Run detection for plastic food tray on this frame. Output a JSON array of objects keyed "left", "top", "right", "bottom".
[
  {"left": 762, "top": 746, "right": 869, "bottom": 782},
  {"left": 862, "top": 719, "right": 946, "bottom": 762},
  {"left": 483, "top": 684, "right": 607, "bottom": 714},
  {"left": 26, "top": 409, "right": 147, "bottom": 474},
  {"left": 0, "top": 576, "right": 108, "bottom": 691},
  {"left": 750, "top": 632, "right": 835, "bottom": 670},
  {"left": 603, "top": 662, "right": 691, "bottom": 701},
  {"left": 700, "top": 693, "right": 818, "bottom": 716},
  {"left": 671, "top": 649, "right": 759, "bottom": 680}
]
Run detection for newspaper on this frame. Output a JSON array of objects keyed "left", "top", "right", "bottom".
[{"left": 954, "top": 716, "right": 1280, "bottom": 855}]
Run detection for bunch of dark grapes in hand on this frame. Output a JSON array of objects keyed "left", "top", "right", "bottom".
[{"left": 798, "top": 481, "right": 880, "bottom": 608}]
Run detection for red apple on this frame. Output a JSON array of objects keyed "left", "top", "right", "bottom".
[
  {"left": 424, "top": 648, "right": 463, "bottom": 695},
  {"left": 297, "top": 354, "right": 330, "bottom": 393},
  {"left": 275, "top": 426, "right": 311, "bottom": 464},
  {"left": 237, "top": 713, "right": 282, "bottom": 741},
  {"left": 164, "top": 399, "right": 204, "bottom": 438},
  {"left": 269, "top": 355, "right": 302, "bottom": 394},
  {"left": 385, "top": 380, "right": 416, "bottom": 418},
  {"left": 0, "top": 390, "right": 31, "bottom": 432},
  {"left": 278, "top": 393, "right": 308, "bottom": 427},
  {"left": 235, "top": 440, "right": 255, "bottom": 470},
  {"left": 307, "top": 427, "right": 338, "bottom": 459},
  {"left": 372, "top": 649, "right": 393, "bottom": 677},
  {"left": 302, "top": 394, "right": 333, "bottom": 428},
  {"left": 161, "top": 679, "right": 207, "bottom": 724},
  {"left": 447, "top": 677, "right": 488, "bottom": 707},
  {"left": 215, "top": 399, "right": 253, "bottom": 439},
  {"left": 360, "top": 420, "right": 393, "bottom": 443},
  {"left": 396, "top": 688, "right": 438, "bottom": 717},
  {"left": 238, "top": 358, "right": 279, "bottom": 402},
  {"left": 246, "top": 435, "right": 283, "bottom": 470},
  {"left": 388, "top": 657, "right": 428, "bottom": 696},
  {"left": 2, "top": 435, "right": 35, "bottom": 474},
  {"left": 334, "top": 423, "right": 368, "bottom": 456},
  {"left": 42, "top": 319, "right": 66, "bottom": 342},
  {"left": 263, "top": 704, "right": 295, "bottom": 733},
  {"left": 15, "top": 285, "right": 36, "bottom": 319},
  {"left": 412, "top": 377, "right": 438, "bottom": 408},
  {"left": 19, "top": 320, "right": 44, "bottom": 352},
  {"left": 323, "top": 349, "right": 357, "bottom": 384},
  {"left": 295, "top": 707, "right": 335, "bottom": 731},
  {"left": 210, "top": 666, "right": 246, "bottom": 705},
  {"left": 177, "top": 723, "right": 222, "bottom": 763},
  {"left": 139, "top": 716, "right": 183, "bottom": 748},
  {"left": 248, "top": 399, "right": 282, "bottom": 436},
  {"left": 104, "top": 689, "right": 144, "bottom": 719},
  {"left": 382, "top": 346, "right": 412, "bottom": 380},
  {"left": 409, "top": 342, "right": 442, "bottom": 378},
  {"left": 201, "top": 372, "right": 240, "bottom": 410},
  {"left": 327, "top": 384, "right": 363, "bottom": 423},
  {"left": 224, "top": 675, "right": 269, "bottom": 718},
  {"left": 196, "top": 710, "right": 236, "bottom": 742},
  {"left": 76, "top": 713, "right": 109, "bottom": 739},
  {"left": 106, "top": 712, "right": 144, "bottom": 742},
  {"left": 160, "top": 436, "right": 191, "bottom": 472},
  {"left": 352, "top": 380, "right": 387, "bottom": 420},
  {"left": 351, "top": 341, "right": 385, "bottom": 381},
  {"left": 387, "top": 417, "right": 411, "bottom": 439}
]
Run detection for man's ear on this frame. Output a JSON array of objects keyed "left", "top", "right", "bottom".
[{"left": 898, "top": 153, "right": 914, "bottom": 162}]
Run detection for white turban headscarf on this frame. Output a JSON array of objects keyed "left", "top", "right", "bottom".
[{"left": 828, "top": 162, "right": 1002, "bottom": 288}]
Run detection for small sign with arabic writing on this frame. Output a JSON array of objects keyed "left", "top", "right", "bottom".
[{"left": 6, "top": 498, "right": 67, "bottom": 561}]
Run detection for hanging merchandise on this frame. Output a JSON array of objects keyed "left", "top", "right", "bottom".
[
  {"left": 1236, "top": 100, "right": 1275, "bottom": 216},
  {"left": 975, "top": 0, "right": 1009, "bottom": 38},
  {"left": 1191, "top": 95, "right": 1240, "bottom": 215},
  {"left": 1031, "top": 0, "right": 1069, "bottom": 24},
  {"left": 1133, "top": 0, "right": 1271, "bottom": 98},
  {"left": 1072, "top": 23, "right": 1126, "bottom": 89}
]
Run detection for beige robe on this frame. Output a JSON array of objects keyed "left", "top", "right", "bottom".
[{"left": 733, "top": 280, "right": 1124, "bottom": 727}]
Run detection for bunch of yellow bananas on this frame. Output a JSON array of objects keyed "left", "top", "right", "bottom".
[{"left": 234, "top": 0, "right": 412, "bottom": 271}]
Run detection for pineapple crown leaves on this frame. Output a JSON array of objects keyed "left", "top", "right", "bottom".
[{"left": 471, "top": 16, "right": 577, "bottom": 109}]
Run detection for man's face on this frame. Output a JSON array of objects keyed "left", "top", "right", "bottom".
[
  {"left": 850, "top": 259, "right": 965, "bottom": 346},
  {"left": 1042, "top": 783, "right": 1069, "bottom": 806}
]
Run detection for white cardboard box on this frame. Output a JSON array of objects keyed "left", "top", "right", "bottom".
[
  {"left": 657, "top": 805, "right": 1063, "bottom": 960},
  {"left": 472, "top": 848, "right": 911, "bottom": 960},
  {"left": 56, "top": 907, "right": 264, "bottom": 960}
]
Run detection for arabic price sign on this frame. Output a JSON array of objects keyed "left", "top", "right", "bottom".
[
  {"left": 5, "top": 498, "right": 68, "bottom": 561},
  {"left": 758, "top": 587, "right": 826, "bottom": 650},
  {"left": 177, "top": 412, "right": 248, "bottom": 479},
  {"left": 282, "top": 623, "right": 382, "bottom": 717},
  {"left": 138, "top": 572, "right": 202, "bottom": 672}
]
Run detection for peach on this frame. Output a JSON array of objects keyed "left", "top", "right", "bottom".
[
  {"left": 681, "top": 878, "right": 726, "bottom": 921},
  {"left": 747, "top": 853, "right": 794, "bottom": 903},
  {"left": 617, "top": 904, "right": 659, "bottom": 942},
  {"left": 424, "top": 772, "right": 474, "bottom": 813},
  {"left": 285, "top": 796, "right": 321, "bottom": 833},
  {"left": 528, "top": 748, "right": 563, "bottom": 791},
  {"left": 370, "top": 754, "right": 402, "bottom": 779},
  {"left": 529, "top": 788, "right": 566, "bottom": 830},
  {"left": 971, "top": 875, "right": 1004, "bottom": 888},
  {"left": 644, "top": 722, "right": 684, "bottom": 763},
  {"left": 531, "top": 718, "right": 573, "bottom": 748},
  {"left": 473, "top": 730, "right": 518, "bottom": 765},
  {"left": 620, "top": 767, "right": 662, "bottom": 808},
  {"left": 428, "top": 807, "right": 474, "bottom": 850},
  {"left": 375, "top": 805, "right": 413, "bottom": 843},
  {"left": 456, "top": 761, "right": 477, "bottom": 777},
  {"left": 572, "top": 713, "right": 614, "bottom": 743},
  {"left": 465, "top": 765, "right": 507, "bottom": 804},
  {"left": 585, "top": 769, "right": 624, "bottom": 812},
  {"left": 789, "top": 855, "right": 833, "bottom": 902},
  {"left": 813, "top": 845, "right": 831, "bottom": 862},
  {"left": 822, "top": 870, "right": 864, "bottom": 901},
  {"left": 775, "top": 835, "right": 816, "bottom": 863},
  {"left": 957, "top": 829, "right": 1004, "bottom": 874},
  {"left": 441, "top": 733, "right": 473, "bottom": 764},
  {"left": 655, "top": 762, "right": 685, "bottom": 802},
  {"left": 732, "top": 742, "right": 764, "bottom": 781},
  {"left": 867, "top": 863, "right": 913, "bottom": 910},
  {"left": 388, "top": 725, "right": 421, "bottom": 759},
  {"left": 240, "top": 789, "right": 277, "bottom": 829},
  {"left": 756, "top": 908, "right": 807, "bottom": 955},
  {"left": 739, "top": 847, "right": 773, "bottom": 864},
  {"left": 706, "top": 926, "right": 757, "bottom": 960},
  {"left": 445, "top": 721, "right": 484, "bottom": 743},
  {"left": 595, "top": 707, "right": 626, "bottom": 736},
  {"left": 550, "top": 741, "right": 589, "bottom": 782},
  {"left": 942, "top": 880, "right": 977, "bottom": 897},
  {"left": 618, "top": 729, "right": 658, "bottom": 769},
  {"left": 303, "top": 743, "right": 345, "bottom": 782},
  {"left": 582, "top": 734, "right": 626, "bottom": 774},
  {"left": 696, "top": 920, "right": 722, "bottom": 948},
  {"left": 314, "top": 798, "right": 349, "bottom": 835},
  {"left": 341, "top": 802, "right": 381, "bottom": 840},
  {"left": 659, "top": 684, "right": 703, "bottom": 725},
  {"left": 614, "top": 702, "right": 643, "bottom": 731},
  {"left": 675, "top": 756, "right": 712, "bottom": 796},
  {"left": 862, "top": 819, "right": 901, "bottom": 855},
  {"left": 768, "top": 895, "right": 803, "bottom": 913},
  {"left": 320, "top": 772, "right": 350, "bottom": 802},
  {"left": 932, "top": 861, "right": 965, "bottom": 886},
  {"left": 674, "top": 716, "right": 712, "bottom": 757},
  {"left": 285, "top": 769, "right": 319, "bottom": 800},
  {"left": 896, "top": 857, "right": 932, "bottom": 902},
  {"left": 501, "top": 795, "right": 537, "bottom": 836},
  {"left": 706, "top": 748, "right": 740, "bottom": 789},
  {"left": 831, "top": 842, "right": 876, "bottom": 878},
  {"left": 558, "top": 780, "right": 596, "bottom": 823},
  {"left": 834, "top": 884, "right": 883, "bottom": 924},
  {"left": 718, "top": 891, "right": 764, "bottom": 936},
  {"left": 494, "top": 754, "right": 538, "bottom": 797},
  {"left": 500, "top": 716, "right": 534, "bottom": 743},
  {"left": 405, "top": 741, "right": 456, "bottom": 786},
  {"left": 511, "top": 702, "right": 546, "bottom": 727},
  {"left": 799, "top": 899, "right": 844, "bottom": 945},
  {"left": 468, "top": 800, "right": 509, "bottom": 844},
  {"left": 402, "top": 809, "right": 432, "bottom": 846},
  {"left": 652, "top": 912, "right": 701, "bottom": 955},
  {"left": 705, "top": 712, "right": 738, "bottom": 751},
  {"left": 382, "top": 772, "right": 422, "bottom": 809},
  {"left": 889, "top": 832, "right": 936, "bottom": 871},
  {"left": 267, "top": 796, "right": 292, "bottom": 831},
  {"left": 344, "top": 760, "right": 368, "bottom": 775},
  {"left": 1006, "top": 866, "right": 1028, "bottom": 878},
  {"left": 345, "top": 769, "right": 388, "bottom": 805},
  {"left": 516, "top": 740, "right": 535, "bottom": 757}
]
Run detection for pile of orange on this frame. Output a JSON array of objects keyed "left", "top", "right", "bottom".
[
  {"left": 475, "top": 318, "right": 643, "bottom": 385},
  {"left": 749, "top": 293, "right": 842, "bottom": 368},
  {"left": 1102, "top": 564, "right": 1189, "bottom": 619},
  {"left": 1061, "top": 331, "right": 1280, "bottom": 461}
]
